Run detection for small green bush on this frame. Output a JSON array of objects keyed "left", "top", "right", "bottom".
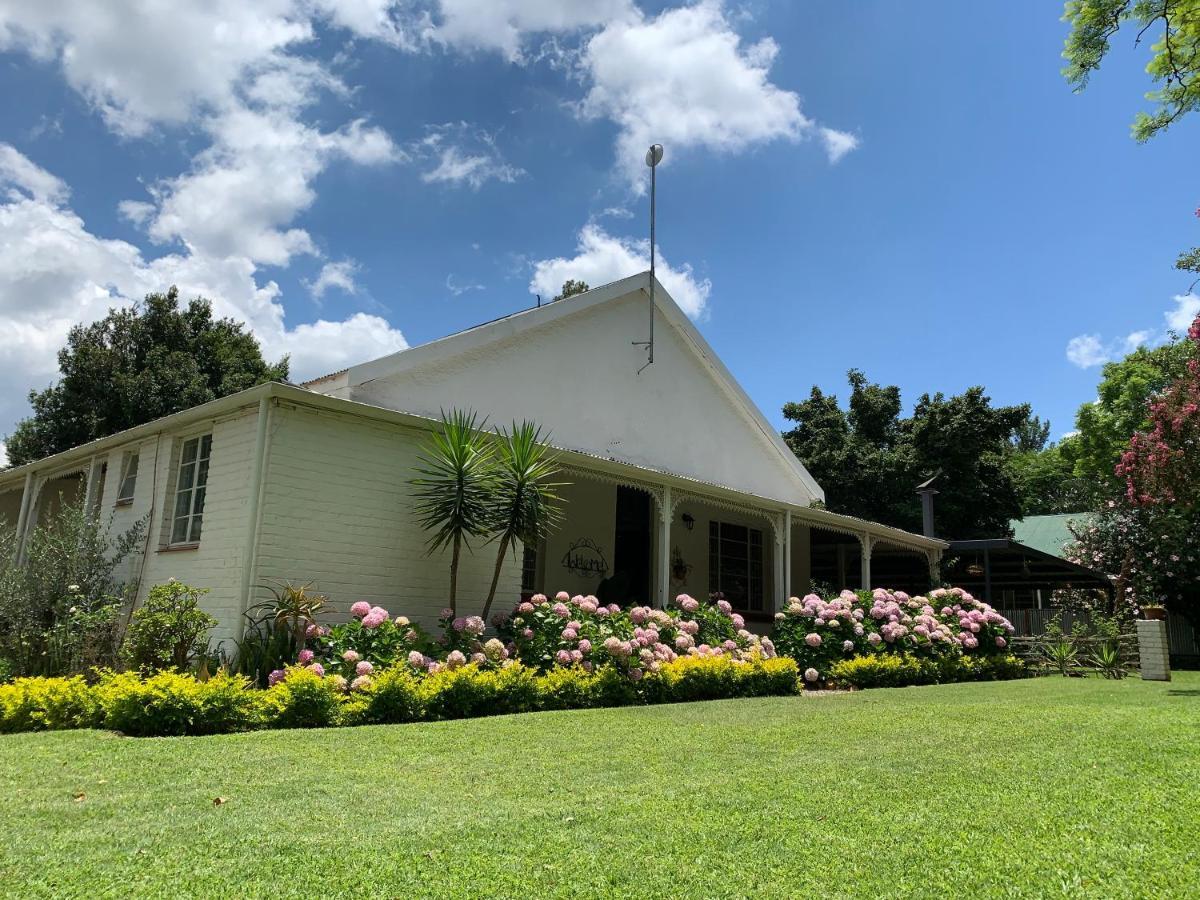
[
  {"left": 96, "top": 671, "right": 262, "bottom": 736},
  {"left": 0, "top": 676, "right": 100, "bottom": 733},
  {"left": 354, "top": 666, "right": 423, "bottom": 725},
  {"left": 263, "top": 666, "right": 343, "bottom": 729},
  {"left": 121, "top": 581, "right": 217, "bottom": 673},
  {"left": 830, "top": 653, "right": 1027, "bottom": 689},
  {"left": 420, "top": 664, "right": 496, "bottom": 720},
  {"left": 641, "top": 656, "right": 800, "bottom": 704}
]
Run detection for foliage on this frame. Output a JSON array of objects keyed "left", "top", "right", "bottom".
[
  {"left": 259, "top": 580, "right": 327, "bottom": 661},
  {"left": 120, "top": 580, "right": 217, "bottom": 673},
  {"left": 1009, "top": 438, "right": 1095, "bottom": 515},
  {"left": 1071, "top": 339, "right": 1192, "bottom": 493},
  {"left": 480, "top": 420, "right": 563, "bottom": 622},
  {"left": 1088, "top": 641, "right": 1129, "bottom": 679},
  {"left": 303, "top": 602, "right": 436, "bottom": 684},
  {"left": 640, "top": 655, "right": 800, "bottom": 703},
  {"left": 782, "top": 370, "right": 1031, "bottom": 537},
  {"left": 0, "top": 497, "right": 145, "bottom": 677},
  {"left": 497, "top": 590, "right": 776, "bottom": 677},
  {"left": 231, "top": 612, "right": 296, "bottom": 688},
  {"left": 0, "top": 676, "right": 100, "bottom": 733},
  {"left": 95, "top": 670, "right": 262, "bottom": 737},
  {"left": 552, "top": 279, "right": 590, "bottom": 302},
  {"left": 410, "top": 409, "right": 497, "bottom": 616},
  {"left": 3, "top": 286, "right": 288, "bottom": 466},
  {"left": 263, "top": 666, "right": 343, "bottom": 729},
  {"left": 829, "top": 652, "right": 1026, "bottom": 689},
  {"left": 1063, "top": 0, "right": 1200, "bottom": 142},
  {"left": 771, "top": 587, "right": 1015, "bottom": 681}
]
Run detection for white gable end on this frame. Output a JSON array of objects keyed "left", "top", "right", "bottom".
[{"left": 337, "top": 277, "right": 822, "bottom": 506}]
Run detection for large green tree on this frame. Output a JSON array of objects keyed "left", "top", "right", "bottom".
[
  {"left": 782, "top": 371, "right": 1030, "bottom": 539},
  {"left": 1070, "top": 339, "right": 1192, "bottom": 491},
  {"left": 4, "top": 288, "right": 288, "bottom": 467}
]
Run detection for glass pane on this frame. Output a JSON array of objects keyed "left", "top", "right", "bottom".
[
  {"left": 171, "top": 516, "right": 190, "bottom": 544},
  {"left": 181, "top": 438, "right": 198, "bottom": 465},
  {"left": 199, "top": 434, "right": 212, "bottom": 459},
  {"left": 195, "top": 457, "right": 210, "bottom": 489},
  {"left": 173, "top": 488, "right": 192, "bottom": 519},
  {"left": 192, "top": 485, "right": 207, "bottom": 517},
  {"left": 177, "top": 461, "right": 196, "bottom": 492},
  {"left": 188, "top": 514, "right": 204, "bottom": 543}
]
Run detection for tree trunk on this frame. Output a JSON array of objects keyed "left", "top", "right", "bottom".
[
  {"left": 449, "top": 533, "right": 461, "bottom": 616},
  {"left": 480, "top": 534, "right": 510, "bottom": 624}
]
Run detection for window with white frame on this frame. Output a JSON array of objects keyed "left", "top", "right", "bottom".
[
  {"left": 708, "top": 521, "right": 765, "bottom": 611},
  {"left": 116, "top": 453, "right": 139, "bottom": 504},
  {"left": 170, "top": 434, "right": 211, "bottom": 545}
]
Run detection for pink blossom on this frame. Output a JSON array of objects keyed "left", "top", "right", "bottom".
[
  {"left": 267, "top": 669, "right": 286, "bottom": 686},
  {"left": 995, "top": 636, "right": 1007, "bottom": 648},
  {"left": 522, "top": 627, "right": 534, "bottom": 639},
  {"left": 517, "top": 602, "right": 535, "bottom": 614},
  {"left": 350, "top": 675, "right": 372, "bottom": 691},
  {"left": 297, "top": 648, "right": 314, "bottom": 664},
  {"left": 471, "top": 652, "right": 487, "bottom": 665},
  {"left": 578, "top": 638, "right": 592, "bottom": 654},
  {"left": 362, "top": 608, "right": 388, "bottom": 629},
  {"left": 842, "top": 640, "right": 855, "bottom": 652},
  {"left": 350, "top": 601, "right": 371, "bottom": 618},
  {"left": 330, "top": 675, "right": 348, "bottom": 692},
  {"left": 446, "top": 650, "right": 467, "bottom": 669},
  {"left": 562, "top": 627, "right": 578, "bottom": 641},
  {"left": 355, "top": 660, "right": 374, "bottom": 676},
  {"left": 556, "top": 649, "right": 573, "bottom": 666},
  {"left": 804, "top": 667, "right": 819, "bottom": 683},
  {"left": 552, "top": 602, "right": 570, "bottom": 617},
  {"left": 867, "top": 633, "right": 882, "bottom": 645},
  {"left": 342, "top": 650, "right": 360, "bottom": 663},
  {"left": 716, "top": 599, "right": 733, "bottom": 615},
  {"left": 805, "top": 633, "right": 822, "bottom": 648},
  {"left": 440, "top": 607, "right": 453, "bottom": 618},
  {"left": 452, "top": 616, "right": 467, "bottom": 631},
  {"left": 305, "top": 623, "right": 320, "bottom": 637},
  {"left": 555, "top": 591, "right": 570, "bottom": 601},
  {"left": 628, "top": 668, "right": 643, "bottom": 681},
  {"left": 305, "top": 663, "right": 325, "bottom": 676},
  {"left": 408, "top": 650, "right": 426, "bottom": 668}
]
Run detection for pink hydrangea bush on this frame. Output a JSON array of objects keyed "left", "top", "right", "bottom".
[
  {"left": 497, "top": 591, "right": 775, "bottom": 679},
  {"left": 772, "top": 586, "right": 1014, "bottom": 683},
  {"left": 300, "top": 601, "right": 436, "bottom": 685}
]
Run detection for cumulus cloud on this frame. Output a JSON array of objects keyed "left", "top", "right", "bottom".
[
  {"left": 529, "top": 223, "right": 710, "bottom": 319},
  {"left": 0, "top": 144, "right": 68, "bottom": 202},
  {"left": 307, "top": 260, "right": 361, "bottom": 299},
  {"left": 427, "top": 0, "right": 635, "bottom": 61},
  {"left": 1065, "top": 334, "right": 1111, "bottom": 369},
  {"left": 1065, "top": 293, "right": 1200, "bottom": 368},
  {"left": 0, "top": 145, "right": 407, "bottom": 438},
  {"left": 577, "top": 1, "right": 855, "bottom": 191}
]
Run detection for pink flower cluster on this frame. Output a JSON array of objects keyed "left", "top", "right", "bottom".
[{"left": 350, "top": 601, "right": 390, "bottom": 629}]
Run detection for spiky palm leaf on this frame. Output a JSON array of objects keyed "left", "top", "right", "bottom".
[
  {"left": 480, "top": 421, "right": 565, "bottom": 621},
  {"left": 410, "top": 409, "right": 497, "bottom": 615}
]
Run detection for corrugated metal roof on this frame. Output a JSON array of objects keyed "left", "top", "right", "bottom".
[{"left": 1009, "top": 513, "right": 1094, "bottom": 558}]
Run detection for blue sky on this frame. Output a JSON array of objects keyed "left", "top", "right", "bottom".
[{"left": 1, "top": 0, "right": 1197, "bottom": 465}]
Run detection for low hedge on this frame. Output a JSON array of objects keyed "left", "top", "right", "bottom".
[
  {"left": 0, "top": 656, "right": 800, "bottom": 737},
  {"left": 829, "top": 653, "right": 1026, "bottom": 689}
]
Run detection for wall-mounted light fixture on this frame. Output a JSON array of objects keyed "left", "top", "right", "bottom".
[{"left": 681, "top": 512, "right": 695, "bottom": 531}]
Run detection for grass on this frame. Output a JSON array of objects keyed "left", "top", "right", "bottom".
[{"left": 2, "top": 674, "right": 1198, "bottom": 899}]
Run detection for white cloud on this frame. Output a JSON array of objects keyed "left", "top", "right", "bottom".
[
  {"left": 1066, "top": 293, "right": 1200, "bottom": 368},
  {"left": 0, "top": 145, "right": 407, "bottom": 437},
  {"left": 0, "top": 144, "right": 68, "bottom": 202},
  {"left": 445, "top": 274, "right": 485, "bottom": 295},
  {"left": 428, "top": 0, "right": 635, "bottom": 61},
  {"left": 0, "top": 441, "right": 7, "bottom": 469},
  {"left": 415, "top": 124, "right": 523, "bottom": 190},
  {"left": 577, "top": 1, "right": 854, "bottom": 191},
  {"left": 1166, "top": 293, "right": 1200, "bottom": 333},
  {"left": 529, "top": 223, "right": 710, "bottom": 319},
  {"left": 307, "top": 260, "right": 361, "bottom": 299},
  {"left": 1065, "top": 334, "right": 1110, "bottom": 368}
]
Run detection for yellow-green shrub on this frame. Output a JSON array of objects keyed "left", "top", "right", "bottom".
[
  {"left": 642, "top": 655, "right": 800, "bottom": 704},
  {"left": 735, "top": 657, "right": 801, "bottom": 697},
  {"left": 350, "top": 666, "right": 423, "bottom": 725},
  {"left": 263, "top": 666, "right": 343, "bottom": 729},
  {"left": 0, "top": 676, "right": 100, "bottom": 733},
  {"left": 96, "top": 670, "right": 263, "bottom": 736},
  {"left": 535, "top": 665, "right": 639, "bottom": 710}
]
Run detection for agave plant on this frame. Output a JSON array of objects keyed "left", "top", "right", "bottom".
[
  {"left": 410, "top": 409, "right": 497, "bottom": 617},
  {"left": 480, "top": 421, "right": 565, "bottom": 623},
  {"left": 1042, "top": 639, "right": 1078, "bottom": 677},
  {"left": 259, "top": 580, "right": 328, "bottom": 658},
  {"left": 1089, "top": 640, "right": 1128, "bottom": 680}
]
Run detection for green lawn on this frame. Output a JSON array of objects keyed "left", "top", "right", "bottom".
[{"left": 2, "top": 674, "right": 1198, "bottom": 899}]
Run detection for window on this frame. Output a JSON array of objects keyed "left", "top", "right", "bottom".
[
  {"left": 521, "top": 542, "right": 538, "bottom": 592},
  {"left": 170, "top": 434, "right": 211, "bottom": 545},
  {"left": 116, "top": 453, "right": 139, "bottom": 504},
  {"left": 709, "top": 521, "right": 764, "bottom": 611}
]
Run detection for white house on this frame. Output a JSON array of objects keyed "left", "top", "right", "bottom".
[{"left": 0, "top": 274, "right": 946, "bottom": 647}]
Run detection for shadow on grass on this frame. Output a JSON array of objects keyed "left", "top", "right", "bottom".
[{"left": 1167, "top": 688, "right": 1200, "bottom": 696}]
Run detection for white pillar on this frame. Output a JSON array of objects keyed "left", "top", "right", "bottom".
[
  {"left": 657, "top": 485, "right": 672, "bottom": 608},
  {"left": 860, "top": 534, "right": 873, "bottom": 590},
  {"left": 12, "top": 471, "right": 33, "bottom": 563},
  {"left": 783, "top": 509, "right": 792, "bottom": 603},
  {"left": 774, "top": 514, "right": 785, "bottom": 612}
]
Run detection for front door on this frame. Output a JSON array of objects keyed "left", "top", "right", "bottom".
[{"left": 606, "top": 486, "right": 652, "bottom": 606}]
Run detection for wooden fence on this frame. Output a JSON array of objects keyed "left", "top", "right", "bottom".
[
  {"left": 996, "top": 608, "right": 1199, "bottom": 659},
  {"left": 1007, "top": 633, "right": 1140, "bottom": 677}
]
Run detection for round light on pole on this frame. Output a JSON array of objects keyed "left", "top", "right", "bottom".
[{"left": 645, "top": 143, "right": 663, "bottom": 167}]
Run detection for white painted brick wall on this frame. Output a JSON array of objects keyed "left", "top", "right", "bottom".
[{"left": 251, "top": 403, "right": 523, "bottom": 631}]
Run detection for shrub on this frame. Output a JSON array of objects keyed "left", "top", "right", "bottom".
[
  {"left": 0, "top": 498, "right": 145, "bottom": 677},
  {"left": 122, "top": 580, "right": 217, "bottom": 673},
  {"left": 353, "top": 666, "right": 423, "bottom": 725},
  {"left": 263, "top": 666, "right": 343, "bottom": 729},
  {"left": 772, "top": 586, "right": 1015, "bottom": 680},
  {"left": 96, "top": 670, "right": 262, "bottom": 736},
  {"left": 419, "top": 664, "right": 496, "bottom": 720},
  {"left": 642, "top": 656, "right": 800, "bottom": 704},
  {"left": 0, "top": 676, "right": 100, "bottom": 733},
  {"left": 829, "top": 653, "right": 1026, "bottom": 689}
]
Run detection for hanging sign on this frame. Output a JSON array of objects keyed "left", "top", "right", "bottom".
[{"left": 561, "top": 538, "right": 609, "bottom": 579}]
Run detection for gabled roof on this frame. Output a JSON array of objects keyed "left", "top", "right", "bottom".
[
  {"left": 1009, "top": 513, "right": 1093, "bottom": 559},
  {"left": 308, "top": 272, "right": 824, "bottom": 502}
]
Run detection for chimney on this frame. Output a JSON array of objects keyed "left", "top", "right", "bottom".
[{"left": 915, "top": 472, "right": 941, "bottom": 538}]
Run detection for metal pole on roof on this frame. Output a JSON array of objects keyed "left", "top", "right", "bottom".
[{"left": 635, "top": 143, "right": 663, "bottom": 374}]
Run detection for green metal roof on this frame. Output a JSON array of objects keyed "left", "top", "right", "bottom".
[{"left": 1009, "top": 513, "right": 1094, "bottom": 559}]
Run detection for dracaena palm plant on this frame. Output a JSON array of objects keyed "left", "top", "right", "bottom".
[
  {"left": 480, "top": 421, "right": 564, "bottom": 623},
  {"left": 410, "top": 409, "right": 497, "bottom": 617}
]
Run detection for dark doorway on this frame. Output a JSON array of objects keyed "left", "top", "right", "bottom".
[{"left": 606, "top": 486, "right": 652, "bottom": 607}]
